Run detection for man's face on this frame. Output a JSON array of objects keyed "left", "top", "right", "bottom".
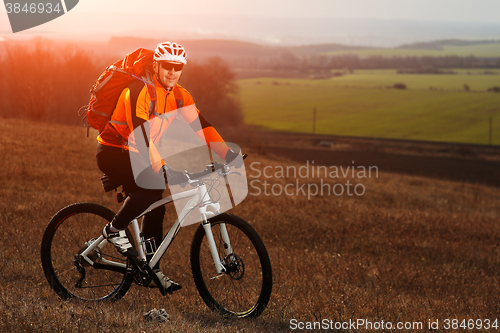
[{"left": 154, "top": 61, "right": 184, "bottom": 88}]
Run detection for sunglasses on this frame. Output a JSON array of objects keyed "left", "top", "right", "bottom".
[{"left": 160, "top": 62, "right": 184, "bottom": 72}]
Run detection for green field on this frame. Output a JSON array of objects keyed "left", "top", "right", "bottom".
[
  {"left": 238, "top": 71, "right": 500, "bottom": 145},
  {"left": 325, "top": 43, "right": 500, "bottom": 58},
  {"left": 331, "top": 69, "right": 500, "bottom": 91}
]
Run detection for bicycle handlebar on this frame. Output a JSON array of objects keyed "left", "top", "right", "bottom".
[
  {"left": 185, "top": 153, "right": 248, "bottom": 182},
  {"left": 185, "top": 162, "right": 224, "bottom": 180}
]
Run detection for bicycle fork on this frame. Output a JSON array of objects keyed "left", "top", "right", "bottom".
[{"left": 201, "top": 215, "right": 233, "bottom": 274}]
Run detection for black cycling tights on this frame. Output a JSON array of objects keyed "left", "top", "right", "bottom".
[{"left": 96, "top": 143, "right": 165, "bottom": 252}]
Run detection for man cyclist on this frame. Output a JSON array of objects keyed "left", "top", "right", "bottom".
[{"left": 95, "top": 41, "right": 240, "bottom": 293}]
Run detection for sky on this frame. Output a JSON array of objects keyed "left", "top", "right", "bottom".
[
  {"left": 71, "top": 0, "right": 500, "bottom": 23},
  {"left": 2, "top": 0, "right": 500, "bottom": 46}
]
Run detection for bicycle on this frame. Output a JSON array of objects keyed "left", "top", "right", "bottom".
[{"left": 41, "top": 156, "right": 273, "bottom": 318}]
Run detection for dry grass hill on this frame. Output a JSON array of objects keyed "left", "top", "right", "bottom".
[{"left": 0, "top": 117, "right": 499, "bottom": 332}]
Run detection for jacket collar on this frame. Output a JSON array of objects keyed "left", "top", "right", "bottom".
[{"left": 153, "top": 75, "right": 173, "bottom": 94}]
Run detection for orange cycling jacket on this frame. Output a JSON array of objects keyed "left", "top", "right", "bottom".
[{"left": 97, "top": 76, "right": 231, "bottom": 170}]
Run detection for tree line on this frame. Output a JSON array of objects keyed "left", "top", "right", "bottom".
[
  {"left": 233, "top": 52, "right": 500, "bottom": 73},
  {"left": 0, "top": 39, "right": 243, "bottom": 128}
]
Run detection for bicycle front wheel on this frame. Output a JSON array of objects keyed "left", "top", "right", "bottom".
[
  {"left": 190, "top": 213, "right": 272, "bottom": 318},
  {"left": 41, "top": 203, "right": 133, "bottom": 302}
]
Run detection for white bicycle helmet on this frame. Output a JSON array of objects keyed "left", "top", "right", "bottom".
[{"left": 154, "top": 42, "right": 187, "bottom": 64}]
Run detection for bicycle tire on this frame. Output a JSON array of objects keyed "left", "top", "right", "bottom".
[
  {"left": 190, "top": 213, "right": 272, "bottom": 318},
  {"left": 41, "top": 203, "right": 134, "bottom": 302}
]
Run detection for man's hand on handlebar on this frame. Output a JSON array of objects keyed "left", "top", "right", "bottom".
[
  {"left": 162, "top": 165, "right": 188, "bottom": 186},
  {"left": 225, "top": 149, "right": 244, "bottom": 168},
  {"left": 163, "top": 153, "right": 247, "bottom": 187}
]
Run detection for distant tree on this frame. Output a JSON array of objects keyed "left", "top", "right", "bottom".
[
  {"left": 393, "top": 83, "right": 407, "bottom": 90},
  {"left": 180, "top": 57, "right": 243, "bottom": 127},
  {"left": 2, "top": 40, "right": 55, "bottom": 120},
  {"left": 0, "top": 38, "right": 100, "bottom": 124}
]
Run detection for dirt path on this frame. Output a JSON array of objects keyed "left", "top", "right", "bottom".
[{"left": 266, "top": 146, "right": 500, "bottom": 187}]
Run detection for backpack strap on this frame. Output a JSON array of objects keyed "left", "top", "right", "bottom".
[
  {"left": 148, "top": 97, "right": 156, "bottom": 117},
  {"left": 143, "top": 70, "right": 157, "bottom": 117}
]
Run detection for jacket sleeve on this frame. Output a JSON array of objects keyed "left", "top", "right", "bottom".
[
  {"left": 177, "top": 91, "right": 231, "bottom": 159},
  {"left": 148, "top": 139, "right": 165, "bottom": 173}
]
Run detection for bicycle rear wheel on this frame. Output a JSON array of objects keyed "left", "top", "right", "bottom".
[
  {"left": 41, "top": 203, "right": 133, "bottom": 301},
  {"left": 190, "top": 213, "right": 272, "bottom": 318}
]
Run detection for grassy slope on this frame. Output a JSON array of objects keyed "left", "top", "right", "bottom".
[
  {"left": 238, "top": 74, "right": 500, "bottom": 145},
  {"left": 1, "top": 118, "right": 499, "bottom": 332}
]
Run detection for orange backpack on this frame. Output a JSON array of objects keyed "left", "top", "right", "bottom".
[{"left": 83, "top": 48, "right": 156, "bottom": 135}]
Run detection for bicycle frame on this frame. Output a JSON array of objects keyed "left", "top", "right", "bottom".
[{"left": 79, "top": 180, "right": 232, "bottom": 275}]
